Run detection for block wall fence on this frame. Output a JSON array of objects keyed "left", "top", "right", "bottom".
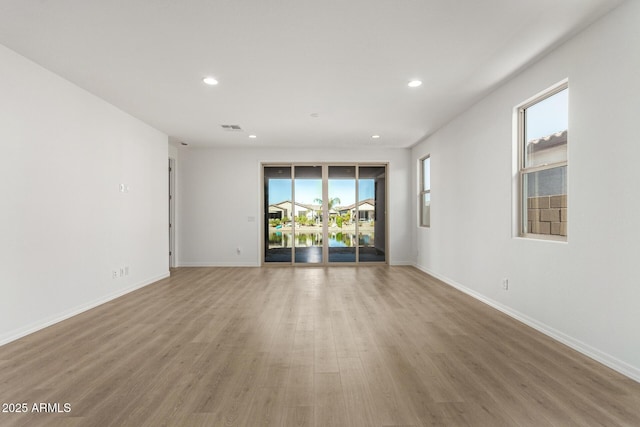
[{"left": 528, "top": 194, "right": 567, "bottom": 236}]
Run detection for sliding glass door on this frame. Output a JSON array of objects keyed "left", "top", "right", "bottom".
[
  {"left": 263, "top": 163, "right": 386, "bottom": 265},
  {"left": 328, "top": 166, "right": 356, "bottom": 262},
  {"left": 358, "top": 166, "right": 386, "bottom": 262},
  {"left": 264, "top": 166, "right": 292, "bottom": 263},
  {"left": 294, "top": 166, "right": 323, "bottom": 264}
]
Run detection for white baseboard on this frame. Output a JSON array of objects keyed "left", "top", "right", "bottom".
[
  {"left": 390, "top": 260, "right": 413, "bottom": 266},
  {"left": 413, "top": 263, "right": 640, "bottom": 384},
  {"left": 176, "top": 261, "right": 414, "bottom": 267},
  {"left": 0, "top": 272, "right": 170, "bottom": 347},
  {"left": 178, "top": 258, "right": 413, "bottom": 267},
  {"left": 178, "top": 261, "right": 259, "bottom": 267}
]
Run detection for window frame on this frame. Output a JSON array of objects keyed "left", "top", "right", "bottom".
[
  {"left": 419, "top": 155, "right": 431, "bottom": 228},
  {"left": 516, "top": 80, "right": 568, "bottom": 241}
]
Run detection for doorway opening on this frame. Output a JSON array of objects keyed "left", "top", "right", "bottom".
[{"left": 263, "top": 163, "right": 387, "bottom": 265}]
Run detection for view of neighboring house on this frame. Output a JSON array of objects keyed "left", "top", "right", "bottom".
[
  {"left": 335, "top": 198, "right": 376, "bottom": 222},
  {"left": 268, "top": 200, "right": 320, "bottom": 221},
  {"left": 268, "top": 199, "right": 376, "bottom": 225}
]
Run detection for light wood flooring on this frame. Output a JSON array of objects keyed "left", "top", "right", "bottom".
[{"left": 1, "top": 266, "right": 640, "bottom": 426}]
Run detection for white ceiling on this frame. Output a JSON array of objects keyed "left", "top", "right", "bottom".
[{"left": 0, "top": 0, "right": 624, "bottom": 148}]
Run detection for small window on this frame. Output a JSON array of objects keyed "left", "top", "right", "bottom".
[
  {"left": 419, "top": 155, "right": 431, "bottom": 227},
  {"left": 517, "top": 82, "right": 568, "bottom": 239}
]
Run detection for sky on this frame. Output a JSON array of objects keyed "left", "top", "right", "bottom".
[
  {"left": 269, "top": 178, "right": 374, "bottom": 206},
  {"left": 526, "top": 88, "right": 568, "bottom": 141}
]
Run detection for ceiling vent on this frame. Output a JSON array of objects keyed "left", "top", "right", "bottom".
[{"left": 221, "top": 124, "right": 242, "bottom": 131}]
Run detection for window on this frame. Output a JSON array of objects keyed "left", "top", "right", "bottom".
[
  {"left": 419, "top": 155, "right": 431, "bottom": 227},
  {"left": 517, "top": 82, "right": 568, "bottom": 239}
]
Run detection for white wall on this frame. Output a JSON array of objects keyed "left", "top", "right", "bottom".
[
  {"left": 168, "top": 143, "right": 179, "bottom": 160},
  {"left": 177, "top": 147, "right": 411, "bottom": 266},
  {"left": 0, "top": 45, "right": 169, "bottom": 345},
  {"left": 411, "top": 0, "right": 640, "bottom": 381}
]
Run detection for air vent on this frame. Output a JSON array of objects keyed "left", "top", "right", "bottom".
[{"left": 221, "top": 124, "right": 242, "bottom": 131}]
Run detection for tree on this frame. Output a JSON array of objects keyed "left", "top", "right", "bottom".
[
  {"left": 297, "top": 214, "right": 308, "bottom": 226},
  {"left": 314, "top": 196, "right": 341, "bottom": 211},
  {"left": 314, "top": 196, "right": 341, "bottom": 225},
  {"left": 269, "top": 218, "right": 281, "bottom": 227}
]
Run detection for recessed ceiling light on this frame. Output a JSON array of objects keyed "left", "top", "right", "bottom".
[
  {"left": 249, "top": 135, "right": 257, "bottom": 139},
  {"left": 371, "top": 135, "right": 380, "bottom": 139},
  {"left": 203, "top": 76, "right": 218, "bottom": 85},
  {"left": 408, "top": 80, "right": 422, "bottom": 88}
]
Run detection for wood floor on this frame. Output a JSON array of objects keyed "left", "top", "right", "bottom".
[{"left": 1, "top": 267, "right": 640, "bottom": 426}]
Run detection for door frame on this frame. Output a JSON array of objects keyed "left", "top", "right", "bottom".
[
  {"left": 169, "top": 157, "right": 176, "bottom": 268},
  {"left": 261, "top": 162, "right": 388, "bottom": 266}
]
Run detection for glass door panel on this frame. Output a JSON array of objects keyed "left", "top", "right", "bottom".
[
  {"left": 328, "top": 166, "right": 356, "bottom": 262},
  {"left": 294, "top": 166, "right": 323, "bottom": 264},
  {"left": 358, "top": 166, "right": 386, "bottom": 262},
  {"left": 264, "top": 166, "right": 292, "bottom": 263},
  {"left": 264, "top": 163, "right": 386, "bottom": 265}
]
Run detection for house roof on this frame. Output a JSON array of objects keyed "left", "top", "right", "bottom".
[
  {"left": 269, "top": 200, "right": 320, "bottom": 211},
  {"left": 527, "top": 130, "right": 568, "bottom": 152},
  {"left": 336, "top": 199, "right": 375, "bottom": 211}
]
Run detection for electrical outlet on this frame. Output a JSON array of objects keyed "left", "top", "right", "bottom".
[
  {"left": 502, "top": 278, "right": 509, "bottom": 290},
  {"left": 124, "top": 266, "right": 129, "bottom": 276},
  {"left": 112, "top": 270, "right": 118, "bottom": 279}
]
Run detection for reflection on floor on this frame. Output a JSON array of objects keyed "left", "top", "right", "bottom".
[
  {"left": 265, "top": 247, "right": 385, "bottom": 263},
  {"left": 295, "top": 247, "right": 322, "bottom": 264}
]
